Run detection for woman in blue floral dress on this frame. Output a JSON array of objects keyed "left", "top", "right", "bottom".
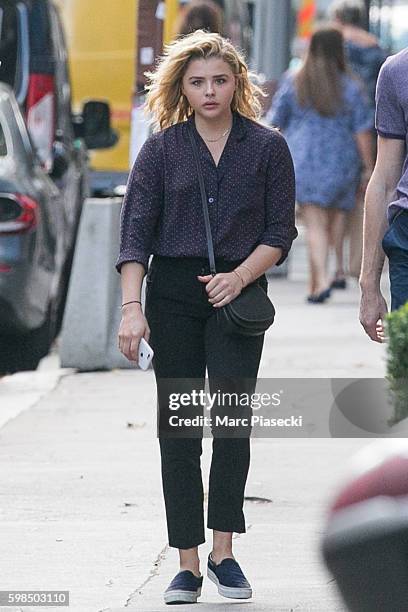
[
  {"left": 329, "top": 0, "right": 387, "bottom": 280},
  {"left": 267, "top": 25, "right": 374, "bottom": 303}
]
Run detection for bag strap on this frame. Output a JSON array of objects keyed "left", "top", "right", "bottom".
[{"left": 187, "top": 125, "right": 217, "bottom": 276}]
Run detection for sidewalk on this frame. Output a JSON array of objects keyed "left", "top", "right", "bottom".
[
  {"left": 0, "top": 244, "right": 388, "bottom": 612},
  {"left": 1, "top": 367, "right": 369, "bottom": 612}
]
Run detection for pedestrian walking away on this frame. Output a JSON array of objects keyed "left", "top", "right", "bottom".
[
  {"left": 330, "top": 0, "right": 387, "bottom": 124},
  {"left": 175, "top": 0, "right": 223, "bottom": 37},
  {"left": 116, "top": 30, "right": 297, "bottom": 604},
  {"left": 360, "top": 47, "right": 408, "bottom": 342},
  {"left": 267, "top": 25, "right": 374, "bottom": 304},
  {"left": 330, "top": 0, "right": 387, "bottom": 280}
]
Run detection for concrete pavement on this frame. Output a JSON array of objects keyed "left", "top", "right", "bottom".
[
  {"left": 0, "top": 238, "right": 388, "bottom": 612},
  {"left": 1, "top": 368, "right": 369, "bottom": 612}
]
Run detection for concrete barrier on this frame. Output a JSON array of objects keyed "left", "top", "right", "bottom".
[{"left": 60, "top": 198, "right": 144, "bottom": 370}]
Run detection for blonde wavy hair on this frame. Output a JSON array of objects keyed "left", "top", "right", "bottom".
[{"left": 145, "top": 30, "right": 265, "bottom": 131}]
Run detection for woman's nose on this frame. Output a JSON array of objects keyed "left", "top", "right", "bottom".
[{"left": 205, "top": 82, "right": 215, "bottom": 96}]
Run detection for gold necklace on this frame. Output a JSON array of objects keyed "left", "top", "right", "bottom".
[{"left": 202, "top": 127, "right": 231, "bottom": 143}]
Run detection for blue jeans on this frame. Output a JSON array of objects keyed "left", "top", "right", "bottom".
[{"left": 382, "top": 209, "right": 408, "bottom": 311}]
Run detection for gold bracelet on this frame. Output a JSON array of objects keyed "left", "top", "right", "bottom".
[
  {"left": 232, "top": 269, "right": 245, "bottom": 287},
  {"left": 237, "top": 264, "right": 254, "bottom": 283}
]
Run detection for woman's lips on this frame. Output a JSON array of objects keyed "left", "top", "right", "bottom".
[{"left": 203, "top": 102, "right": 219, "bottom": 108}]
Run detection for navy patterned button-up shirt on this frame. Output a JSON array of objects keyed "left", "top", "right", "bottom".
[{"left": 116, "top": 111, "right": 297, "bottom": 272}]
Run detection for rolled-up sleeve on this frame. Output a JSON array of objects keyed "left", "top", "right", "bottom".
[
  {"left": 116, "top": 133, "right": 164, "bottom": 273},
  {"left": 375, "top": 60, "right": 405, "bottom": 140},
  {"left": 258, "top": 132, "right": 297, "bottom": 265}
]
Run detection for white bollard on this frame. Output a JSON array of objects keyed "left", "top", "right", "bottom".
[{"left": 60, "top": 198, "right": 145, "bottom": 370}]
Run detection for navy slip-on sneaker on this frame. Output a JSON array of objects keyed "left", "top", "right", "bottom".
[
  {"left": 207, "top": 553, "right": 252, "bottom": 599},
  {"left": 163, "top": 570, "right": 203, "bottom": 605}
]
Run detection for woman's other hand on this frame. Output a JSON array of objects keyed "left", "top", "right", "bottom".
[
  {"left": 118, "top": 304, "right": 151, "bottom": 361},
  {"left": 358, "top": 167, "right": 374, "bottom": 196},
  {"left": 197, "top": 271, "right": 245, "bottom": 307}
]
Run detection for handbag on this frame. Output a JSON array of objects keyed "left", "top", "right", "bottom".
[{"left": 187, "top": 126, "right": 275, "bottom": 337}]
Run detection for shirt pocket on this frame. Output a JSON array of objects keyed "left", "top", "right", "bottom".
[{"left": 239, "top": 168, "right": 267, "bottom": 209}]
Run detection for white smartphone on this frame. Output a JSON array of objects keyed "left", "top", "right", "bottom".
[{"left": 138, "top": 337, "right": 154, "bottom": 370}]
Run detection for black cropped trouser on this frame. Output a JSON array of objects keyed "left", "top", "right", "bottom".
[{"left": 144, "top": 255, "right": 266, "bottom": 549}]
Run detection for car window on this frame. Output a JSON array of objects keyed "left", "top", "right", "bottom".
[
  {"left": 0, "top": 122, "right": 7, "bottom": 156},
  {"left": 0, "top": 1, "right": 19, "bottom": 89},
  {"left": 0, "top": 1, "right": 29, "bottom": 105}
]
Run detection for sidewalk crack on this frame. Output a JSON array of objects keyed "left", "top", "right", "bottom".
[{"left": 124, "top": 543, "right": 169, "bottom": 606}]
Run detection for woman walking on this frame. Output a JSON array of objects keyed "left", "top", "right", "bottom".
[
  {"left": 176, "top": 0, "right": 223, "bottom": 37},
  {"left": 117, "top": 31, "right": 297, "bottom": 604},
  {"left": 329, "top": 0, "right": 386, "bottom": 280},
  {"left": 268, "top": 25, "right": 373, "bottom": 303}
]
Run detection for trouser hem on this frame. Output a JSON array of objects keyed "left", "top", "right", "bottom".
[
  {"left": 168, "top": 536, "right": 206, "bottom": 550},
  {"left": 207, "top": 522, "right": 246, "bottom": 534}
]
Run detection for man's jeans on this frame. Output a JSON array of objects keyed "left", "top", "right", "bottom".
[{"left": 382, "top": 209, "right": 408, "bottom": 311}]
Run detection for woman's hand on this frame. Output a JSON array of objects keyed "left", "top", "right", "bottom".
[
  {"left": 118, "top": 304, "right": 151, "bottom": 361},
  {"left": 197, "top": 271, "right": 243, "bottom": 308},
  {"left": 358, "top": 168, "right": 373, "bottom": 196}
]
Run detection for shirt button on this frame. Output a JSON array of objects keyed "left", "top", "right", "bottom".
[{"left": 208, "top": 197, "right": 215, "bottom": 203}]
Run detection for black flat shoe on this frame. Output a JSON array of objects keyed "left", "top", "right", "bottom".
[
  {"left": 207, "top": 554, "right": 252, "bottom": 599},
  {"left": 306, "top": 288, "right": 331, "bottom": 304},
  {"left": 164, "top": 570, "right": 203, "bottom": 605},
  {"left": 330, "top": 277, "right": 347, "bottom": 290}
]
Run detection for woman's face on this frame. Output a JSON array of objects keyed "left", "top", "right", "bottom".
[{"left": 181, "top": 56, "right": 236, "bottom": 120}]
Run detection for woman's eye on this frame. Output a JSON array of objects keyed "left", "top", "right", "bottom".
[
  {"left": 192, "top": 80, "right": 202, "bottom": 87},
  {"left": 216, "top": 78, "right": 226, "bottom": 84}
]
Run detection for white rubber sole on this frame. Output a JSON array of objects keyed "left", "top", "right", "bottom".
[
  {"left": 207, "top": 567, "right": 252, "bottom": 599},
  {"left": 164, "top": 587, "right": 201, "bottom": 604}
]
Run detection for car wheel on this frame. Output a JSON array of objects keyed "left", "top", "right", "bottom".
[{"left": 0, "top": 314, "right": 55, "bottom": 375}]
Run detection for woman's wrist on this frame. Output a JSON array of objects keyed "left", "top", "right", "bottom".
[
  {"left": 121, "top": 301, "right": 143, "bottom": 312},
  {"left": 232, "top": 269, "right": 245, "bottom": 289},
  {"left": 236, "top": 264, "right": 254, "bottom": 286}
]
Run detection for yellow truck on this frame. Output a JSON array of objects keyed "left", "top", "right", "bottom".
[
  {"left": 59, "top": 0, "right": 179, "bottom": 196},
  {"left": 59, "top": 0, "right": 136, "bottom": 194}
]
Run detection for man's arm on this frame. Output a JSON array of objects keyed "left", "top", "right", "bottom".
[{"left": 359, "top": 136, "right": 405, "bottom": 342}]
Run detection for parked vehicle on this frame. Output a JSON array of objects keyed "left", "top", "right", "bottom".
[
  {"left": 60, "top": 0, "right": 134, "bottom": 196},
  {"left": 0, "top": 0, "right": 116, "bottom": 373}
]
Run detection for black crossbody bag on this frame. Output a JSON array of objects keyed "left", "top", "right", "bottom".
[{"left": 187, "top": 126, "right": 275, "bottom": 337}]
